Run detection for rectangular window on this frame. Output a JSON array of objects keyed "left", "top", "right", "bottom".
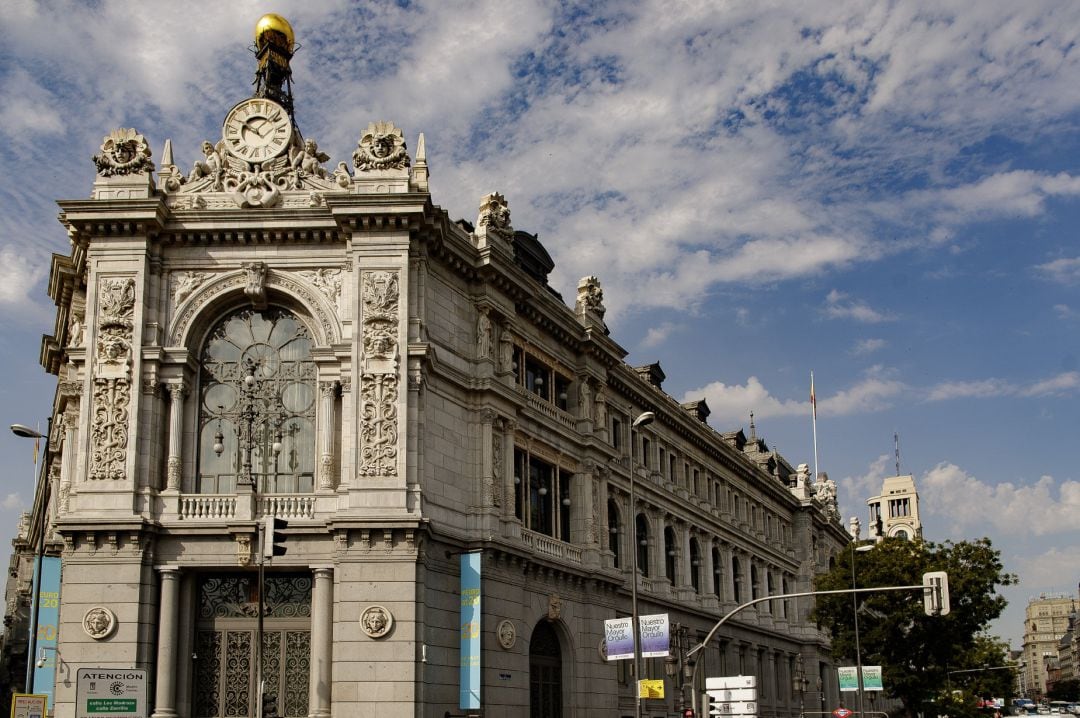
[
  {"left": 658, "top": 447, "right": 666, "bottom": 478},
  {"left": 641, "top": 438, "right": 651, "bottom": 469},
  {"left": 612, "top": 417, "right": 623, "bottom": 450}
]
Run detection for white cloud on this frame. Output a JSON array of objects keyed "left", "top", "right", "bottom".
[
  {"left": 819, "top": 367, "right": 905, "bottom": 415},
  {"left": 1035, "top": 257, "right": 1080, "bottom": 284},
  {"left": 640, "top": 322, "right": 679, "bottom": 349},
  {"left": 852, "top": 338, "right": 886, "bottom": 355},
  {"left": 921, "top": 463, "right": 1080, "bottom": 536},
  {"left": 824, "top": 290, "right": 895, "bottom": 323},
  {"left": 1, "top": 494, "right": 23, "bottom": 511},
  {"left": 923, "top": 371, "right": 1080, "bottom": 401},
  {"left": 1016, "top": 546, "right": 1080, "bottom": 588},
  {"left": 1053, "top": 303, "right": 1077, "bottom": 319},
  {"left": 837, "top": 454, "right": 892, "bottom": 525}
]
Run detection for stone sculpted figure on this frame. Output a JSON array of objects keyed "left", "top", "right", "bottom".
[
  {"left": 188, "top": 140, "right": 225, "bottom": 187},
  {"left": 93, "top": 128, "right": 154, "bottom": 177},
  {"left": 578, "top": 379, "right": 593, "bottom": 420},
  {"left": 353, "top": 121, "right": 410, "bottom": 171},
  {"left": 83, "top": 607, "right": 115, "bottom": 639},
  {"left": 476, "top": 307, "right": 492, "bottom": 359},
  {"left": 291, "top": 138, "right": 330, "bottom": 178}
]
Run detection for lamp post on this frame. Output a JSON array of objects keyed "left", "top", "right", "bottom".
[
  {"left": 214, "top": 357, "right": 283, "bottom": 718},
  {"left": 630, "top": 410, "right": 655, "bottom": 718},
  {"left": 11, "top": 422, "right": 49, "bottom": 693},
  {"left": 850, "top": 541, "right": 874, "bottom": 718}
]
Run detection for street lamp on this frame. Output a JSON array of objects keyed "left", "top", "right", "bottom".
[
  {"left": 10, "top": 422, "right": 48, "bottom": 693},
  {"left": 630, "top": 410, "right": 655, "bottom": 718},
  {"left": 851, "top": 541, "right": 874, "bottom": 718}
]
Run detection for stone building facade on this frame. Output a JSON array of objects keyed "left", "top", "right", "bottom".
[
  {"left": 3, "top": 16, "right": 851, "bottom": 718},
  {"left": 1022, "top": 592, "right": 1079, "bottom": 699}
]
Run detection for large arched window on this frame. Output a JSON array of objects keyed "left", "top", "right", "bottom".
[
  {"left": 689, "top": 538, "right": 701, "bottom": 593},
  {"left": 635, "top": 514, "right": 649, "bottom": 576},
  {"left": 197, "top": 307, "right": 317, "bottom": 494},
  {"left": 608, "top": 500, "right": 622, "bottom": 569},
  {"left": 664, "top": 527, "right": 677, "bottom": 584}
]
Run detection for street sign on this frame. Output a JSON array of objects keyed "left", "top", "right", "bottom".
[
  {"left": 708, "top": 688, "right": 757, "bottom": 702},
  {"left": 833, "top": 708, "right": 853, "bottom": 718},
  {"left": 11, "top": 694, "right": 47, "bottom": 718},
  {"left": 76, "top": 669, "right": 147, "bottom": 718},
  {"left": 708, "top": 701, "right": 757, "bottom": 714},
  {"left": 638, "top": 679, "right": 665, "bottom": 699},
  {"left": 706, "top": 675, "right": 757, "bottom": 690}
]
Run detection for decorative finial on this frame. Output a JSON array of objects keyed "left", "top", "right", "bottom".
[
  {"left": 749, "top": 411, "right": 756, "bottom": 441},
  {"left": 253, "top": 14, "right": 297, "bottom": 117}
]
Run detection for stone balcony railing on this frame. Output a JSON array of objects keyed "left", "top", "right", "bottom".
[
  {"left": 522, "top": 529, "right": 583, "bottom": 563},
  {"left": 178, "top": 493, "right": 315, "bottom": 520},
  {"left": 519, "top": 387, "right": 576, "bottom": 429}
]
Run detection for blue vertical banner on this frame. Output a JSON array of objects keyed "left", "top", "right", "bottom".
[
  {"left": 459, "top": 551, "right": 481, "bottom": 710},
  {"left": 32, "top": 556, "right": 62, "bottom": 702}
]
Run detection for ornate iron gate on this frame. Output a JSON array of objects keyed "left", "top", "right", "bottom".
[{"left": 193, "top": 573, "right": 311, "bottom": 718}]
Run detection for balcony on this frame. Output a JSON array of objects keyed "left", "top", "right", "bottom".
[{"left": 522, "top": 529, "right": 582, "bottom": 564}]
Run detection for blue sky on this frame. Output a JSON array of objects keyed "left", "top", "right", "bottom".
[{"left": 2, "top": 0, "right": 1079, "bottom": 648}]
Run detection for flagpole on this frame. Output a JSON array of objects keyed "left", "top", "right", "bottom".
[{"left": 811, "top": 371, "right": 819, "bottom": 482}]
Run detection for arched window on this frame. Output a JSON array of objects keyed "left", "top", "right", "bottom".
[
  {"left": 635, "top": 514, "right": 649, "bottom": 576},
  {"left": 712, "top": 547, "right": 722, "bottom": 597},
  {"left": 689, "top": 539, "right": 701, "bottom": 593},
  {"left": 750, "top": 564, "right": 759, "bottom": 599},
  {"left": 664, "top": 527, "right": 677, "bottom": 584},
  {"left": 732, "top": 556, "right": 742, "bottom": 603},
  {"left": 197, "top": 307, "right": 317, "bottom": 494},
  {"left": 608, "top": 500, "right": 622, "bottom": 569}
]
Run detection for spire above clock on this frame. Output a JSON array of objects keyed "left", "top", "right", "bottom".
[{"left": 253, "top": 14, "right": 297, "bottom": 119}]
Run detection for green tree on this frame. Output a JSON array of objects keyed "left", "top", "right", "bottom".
[{"left": 813, "top": 537, "right": 1017, "bottom": 718}]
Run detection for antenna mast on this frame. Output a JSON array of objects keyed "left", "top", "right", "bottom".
[{"left": 894, "top": 432, "right": 901, "bottom": 476}]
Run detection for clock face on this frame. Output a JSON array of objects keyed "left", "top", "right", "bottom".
[{"left": 222, "top": 98, "right": 293, "bottom": 162}]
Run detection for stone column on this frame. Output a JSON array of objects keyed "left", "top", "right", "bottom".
[
  {"left": 317, "top": 381, "right": 337, "bottom": 490},
  {"left": 703, "top": 537, "right": 716, "bottom": 598},
  {"left": 309, "top": 567, "right": 334, "bottom": 718},
  {"left": 151, "top": 567, "right": 181, "bottom": 718},
  {"left": 164, "top": 381, "right": 187, "bottom": 491}
]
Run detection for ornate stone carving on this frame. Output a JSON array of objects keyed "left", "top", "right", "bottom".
[
  {"left": 578, "top": 378, "right": 592, "bottom": 420},
  {"left": 547, "top": 594, "right": 562, "bottom": 621},
  {"left": 172, "top": 270, "right": 207, "bottom": 306},
  {"left": 358, "top": 373, "right": 398, "bottom": 477},
  {"left": 360, "top": 605, "right": 393, "bottom": 638},
  {"left": 90, "top": 278, "right": 135, "bottom": 481},
  {"left": 590, "top": 478, "right": 600, "bottom": 544},
  {"left": 476, "top": 306, "right": 492, "bottom": 359},
  {"left": 477, "top": 192, "right": 512, "bottom": 235},
  {"left": 235, "top": 534, "right": 252, "bottom": 566},
  {"left": 497, "top": 620, "right": 516, "bottom": 649},
  {"left": 95, "top": 278, "right": 136, "bottom": 376},
  {"left": 299, "top": 268, "right": 342, "bottom": 309},
  {"left": 499, "top": 325, "right": 514, "bottom": 374},
  {"left": 68, "top": 312, "right": 84, "bottom": 348},
  {"left": 576, "top": 275, "right": 606, "bottom": 319},
  {"left": 358, "top": 270, "right": 400, "bottom": 478},
  {"left": 490, "top": 419, "right": 503, "bottom": 508},
  {"left": 83, "top": 606, "right": 117, "bottom": 639},
  {"left": 353, "top": 121, "right": 410, "bottom": 172},
  {"left": 187, "top": 140, "right": 226, "bottom": 189},
  {"left": 243, "top": 261, "right": 268, "bottom": 308},
  {"left": 93, "top": 128, "right": 154, "bottom": 177},
  {"left": 291, "top": 139, "right": 331, "bottom": 178},
  {"left": 361, "top": 271, "right": 399, "bottom": 363}
]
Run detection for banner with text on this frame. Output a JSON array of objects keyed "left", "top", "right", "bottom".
[
  {"left": 838, "top": 667, "right": 858, "bottom": 691},
  {"left": 604, "top": 617, "right": 635, "bottom": 660},
  {"left": 862, "top": 666, "right": 883, "bottom": 691},
  {"left": 459, "top": 552, "right": 481, "bottom": 711},
  {"left": 32, "top": 557, "right": 61, "bottom": 702},
  {"left": 638, "top": 613, "right": 669, "bottom": 658}
]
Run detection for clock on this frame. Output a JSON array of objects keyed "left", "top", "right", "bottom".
[{"left": 222, "top": 98, "right": 293, "bottom": 162}]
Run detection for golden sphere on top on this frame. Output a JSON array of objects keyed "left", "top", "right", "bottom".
[{"left": 255, "top": 14, "right": 295, "bottom": 51}]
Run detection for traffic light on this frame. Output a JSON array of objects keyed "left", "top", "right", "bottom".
[
  {"left": 683, "top": 709, "right": 696, "bottom": 718},
  {"left": 262, "top": 516, "right": 288, "bottom": 559},
  {"left": 923, "top": 571, "right": 950, "bottom": 616}
]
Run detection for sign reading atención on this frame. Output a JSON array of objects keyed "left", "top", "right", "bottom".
[{"left": 76, "top": 669, "right": 147, "bottom": 718}]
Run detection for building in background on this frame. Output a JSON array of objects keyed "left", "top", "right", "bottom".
[
  {"left": 866, "top": 474, "right": 922, "bottom": 541},
  {"left": 1021, "top": 591, "right": 1079, "bottom": 699},
  {"left": 0, "top": 15, "right": 853, "bottom": 718}
]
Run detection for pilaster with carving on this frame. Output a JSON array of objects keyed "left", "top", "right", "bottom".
[
  {"left": 89, "top": 277, "right": 135, "bottom": 481},
  {"left": 318, "top": 380, "right": 338, "bottom": 490},
  {"left": 358, "top": 271, "right": 400, "bottom": 478},
  {"left": 164, "top": 380, "right": 188, "bottom": 491}
]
